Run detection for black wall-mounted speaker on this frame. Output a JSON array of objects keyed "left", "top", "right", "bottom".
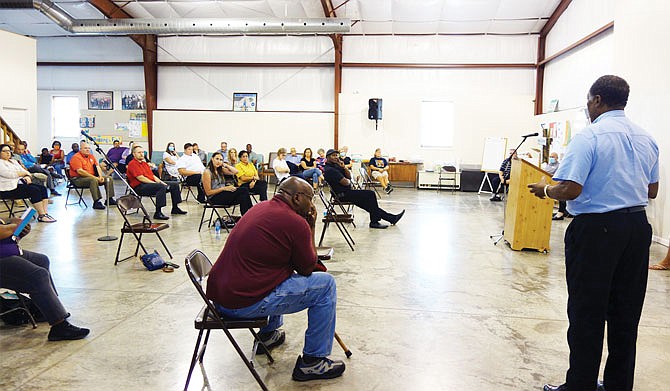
[{"left": 368, "top": 98, "right": 382, "bottom": 120}]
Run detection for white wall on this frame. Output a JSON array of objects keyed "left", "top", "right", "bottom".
[
  {"left": 544, "top": 0, "right": 670, "bottom": 240},
  {"left": 153, "top": 111, "right": 333, "bottom": 159},
  {"left": 0, "top": 29, "right": 37, "bottom": 143},
  {"left": 613, "top": 0, "right": 670, "bottom": 240}
]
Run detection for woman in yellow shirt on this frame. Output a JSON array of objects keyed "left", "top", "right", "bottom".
[{"left": 235, "top": 150, "right": 268, "bottom": 201}]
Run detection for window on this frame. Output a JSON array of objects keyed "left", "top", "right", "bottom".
[
  {"left": 52, "top": 96, "right": 80, "bottom": 138},
  {"left": 420, "top": 101, "right": 454, "bottom": 148}
]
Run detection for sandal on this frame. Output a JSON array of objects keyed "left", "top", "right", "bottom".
[
  {"left": 37, "top": 214, "right": 57, "bottom": 223},
  {"left": 162, "top": 265, "right": 174, "bottom": 273}
]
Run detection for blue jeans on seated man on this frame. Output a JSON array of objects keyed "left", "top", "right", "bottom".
[
  {"left": 215, "top": 272, "right": 337, "bottom": 358},
  {"left": 302, "top": 168, "right": 321, "bottom": 185}
]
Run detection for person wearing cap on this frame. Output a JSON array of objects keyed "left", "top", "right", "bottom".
[{"left": 323, "top": 148, "right": 404, "bottom": 229}]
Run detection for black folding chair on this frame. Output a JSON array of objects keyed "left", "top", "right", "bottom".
[
  {"left": 0, "top": 290, "right": 37, "bottom": 329},
  {"left": 317, "top": 190, "right": 355, "bottom": 251},
  {"left": 114, "top": 194, "right": 172, "bottom": 265},
  {"left": 359, "top": 166, "right": 382, "bottom": 198},
  {"left": 64, "top": 168, "right": 88, "bottom": 208},
  {"left": 184, "top": 250, "right": 273, "bottom": 391},
  {"left": 197, "top": 183, "right": 238, "bottom": 233}
]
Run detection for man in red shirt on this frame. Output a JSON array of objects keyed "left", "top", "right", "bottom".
[
  {"left": 69, "top": 141, "right": 116, "bottom": 210},
  {"left": 207, "top": 177, "right": 345, "bottom": 382},
  {"left": 126, "top": 145, "right": 186, "bottom": 220}
]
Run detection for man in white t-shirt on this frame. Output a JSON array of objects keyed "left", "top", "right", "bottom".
[{"left": 177, "top": 143, "right": 206, "bottom": 202}]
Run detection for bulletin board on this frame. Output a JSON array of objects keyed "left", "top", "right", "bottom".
[{"left": 481, "top": 137, "right": 508, "bottom": 172}]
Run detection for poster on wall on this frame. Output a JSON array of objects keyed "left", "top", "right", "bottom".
[
  {"left": 122, "top": 91, "right": 146, "bottom": 110},
  {"left": 79, "top": 115, "right": 95, "bottom": 128},
  {"left": 88, "top": 91, "right": 113, "bottom": 110},
  {"left": 233, "top": 92, "right": 257, "bottom": 112}
]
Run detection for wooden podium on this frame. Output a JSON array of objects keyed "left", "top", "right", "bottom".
[{"left": 503, "top": 159, "right": 555, "bottom": 252}]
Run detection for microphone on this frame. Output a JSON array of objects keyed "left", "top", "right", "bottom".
[{"left": 522, "top": 132, "right": 539, "bottom": 138}]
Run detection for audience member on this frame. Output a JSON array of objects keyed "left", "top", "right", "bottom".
[
  {"left": 207, "top": 177, "right": 345, "bottom": 382},
  {"left": 369, "top": 148, "right": 392, "bottom": 194},
  {"left": 323, "top": 149, "right": 404, "bottom": 229},
  {"left": 235, "top": 150, "right": 268, "bottom": 201},
  {"left": 38, "top": 148, "right": 52, "bottom": 166},
  {"left": 162, "top": 142, "right": 180, "bottom": 179},
  {"left": 315, "top": 148, "right": 327, "bottom": 172},
  {"left": 246, "top": 143, "right": 264, "bottom": 169},
  {"left": 126, "top": 145, "right": 187, "bottom": 220},
  {"left": 217, "top": 141, "right": 229, "bottom": 162},
  {"left": 49, "top": 140, "right": 65, "bottom": 176},
  {"left": 490, "top": 148, "right": 516, "bottom": 201},
  {"left": 202, "top": 152, "right": 253, "bottom": 215},
  {"left": 14, "top": 142, "right": 60, "bottom": 197},
  {"left": 227, "top": 148, "right": 238, "bottom": 165},
  {"left": 65, "top": 143, "right": 79, "bottom": 165},
  {"left": 0, "top": 144, "right": 56, "bottom": 222},
  {"left": 176, "top": 143, "right": 206, "bottom": 202},
  {"left": 272, "top": 148, "right": 291, "bottom": 184},
  {"left": 286, "top": 147, "right": 301, "bottom": 165},
  {"left": 192, "top": 143, "right": 207, "bottom": 165},
  {"left": 300, "top": 148, "right": 323, "bottom": 190},
  {"left": 339, "top": 146, "right": 352, "bottom": 169},
  {"left": 649, "top": 244, "right": 670, "bottom": 270},
  {"left": 68, "top": 141, "right": 116, "bottom": 210},
  {"left": 106, "top": 140, "right": 128, "bottom": 173},
  {"left": 0, "top": 217, "right": 89, "bottom": 340}
]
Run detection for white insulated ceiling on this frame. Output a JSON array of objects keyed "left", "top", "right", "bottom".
[{"left": 0, "top": 0, "right": 562, "bottom": 37}]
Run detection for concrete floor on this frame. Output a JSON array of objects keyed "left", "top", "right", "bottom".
[{"left": 1, "top": 182, "right": 669, "bottom": 391}]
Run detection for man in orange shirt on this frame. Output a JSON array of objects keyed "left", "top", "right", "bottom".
[{"left": 69, "top": 141, "right": 116, "bottom": 210}]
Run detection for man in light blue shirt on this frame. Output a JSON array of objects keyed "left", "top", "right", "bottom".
[
  {"left": 529, "top": 75, "right": 659, "bottom": 391},
  {"left": 14, "top": 142, "right": 60, "bottom": 196}
]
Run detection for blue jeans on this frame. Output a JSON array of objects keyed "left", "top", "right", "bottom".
[
  {"left": 302, "top": 168, "right": 322, "bottom": 185},
  {"left": 215, "top": 272, "right": 337, "bottom": 357}
]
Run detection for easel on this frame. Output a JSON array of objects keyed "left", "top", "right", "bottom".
[{"left": 478, "top": 173, "right": 495, "bottom": 194}]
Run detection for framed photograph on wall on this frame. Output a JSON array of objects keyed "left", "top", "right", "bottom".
[
  {"left": 121, "top": 91, "right": 146, "bottom": 110},
  {"left": 88, "top": 91, "right": 113, "bottom": 110},
  {"left": 233, "top": 92, "right": 257, "bottom": 112}
]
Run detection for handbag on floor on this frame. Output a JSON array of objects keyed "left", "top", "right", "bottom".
[{"left": 140, "top": 250, "right": 166, "bottom": 271}]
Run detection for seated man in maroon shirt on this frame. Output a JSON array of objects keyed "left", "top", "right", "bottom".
[
  {"left": 207, "top": 177, "right": 345, "bottom": 382},
  {"left": 126, "top": 145, "right": 187, "bottom": 220}
]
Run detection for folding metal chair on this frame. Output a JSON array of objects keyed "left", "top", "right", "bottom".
[
  {"left": 0, "top": 197, "right": 30, "bottom": 218},
  {"left": 180, "top": 175, "right": 198, "bottom": 202},
  {"left": 438, "top": 165, "right": 458, "bottom": 193},
  {"left": 317, "top": 190, "right": 355, "bottom": 251},
  {"left": 64, "top": 168, "right": 88, "bottom": 208},
  {"left": 358, "top": 166, "right": 382, "bottom": 198},
  {"left": 114, "top": 194, "right": 172, "bottom": 265},
  {"left": 184, "top": 250, "right": 273, "bottom": 391},
  {"left": 197, "top": 183, "right": 239, "bottom": 233},
  {"left": 0, "top": 290, "right": 37, "bottom": 329}
]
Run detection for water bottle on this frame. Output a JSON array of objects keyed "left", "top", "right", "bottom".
[{"left": 214, "top": 219, "right": 221, "bottom": 238}]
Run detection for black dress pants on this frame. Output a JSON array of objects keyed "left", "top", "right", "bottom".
[
  {"left": 338, "top": 189, "right": 393, "bottom": 223},
  {"left": 134, "top": 181, "right": 182, "bottom": 212},
  {"left": 564, "top": 210, "right": 651, "bottom": 391},
  {"left": 209, "top": 187, "right": 253, "bottom": 215},
  {"left": 184, "top": 174, "right": 204, "bottom": 201},
  {"left": 240, "top": 180, "right": 268, "bottom": 201}
]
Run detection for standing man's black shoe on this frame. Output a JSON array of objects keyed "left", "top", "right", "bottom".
[
  {"left": 490, "top": 195, "right": 502, "bottom": 201},
  {"left": 543, "top": 384, "right": 567, "bottom": 391}
]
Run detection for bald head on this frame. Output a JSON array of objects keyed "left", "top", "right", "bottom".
[
  {"left": 277, "top": 177, "right": 314, "bottom": 216},
  {"left": 278, "top": 176, "right": 312, "bottom": 196}
]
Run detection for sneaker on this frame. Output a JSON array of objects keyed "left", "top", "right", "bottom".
[
  {"left": 93, "top": 200, "right": 105, "bottom": 210},
  {"left": 386, "top": 186, "right": 394, "bottom": 194},
  {"left": 51, "top": 190, "right": 62, "bottom": 197},
  {"left": 48, "top": 321, "right": 90, "bottom": 341},
  {"left": 292, "top": 355, "right": 346, "bottom": 381},
  {"left": 106, "top": 197, "right": 117, "bottom": 206},
  {"left": 489, "top": 195, "right": 502, "bottom": 202},
  {"left": 255, "top": 329, "right": 285, "bottom": 354}
]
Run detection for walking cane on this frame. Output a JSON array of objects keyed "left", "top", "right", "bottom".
[{"left": 334, "top": 332, "right": 352, "bottom": 358}]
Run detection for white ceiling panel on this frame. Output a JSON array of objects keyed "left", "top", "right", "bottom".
[
  {"left": 0, "top": 0, "right": 562, "bottom": 37},
  {"left": 441, "top": 0, "right": 500, "bottom": 21}
]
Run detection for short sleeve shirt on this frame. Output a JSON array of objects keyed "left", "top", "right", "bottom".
[
  {"left": 553, "top": 110, "right": 659, "bottom": 215},
  {"left": 323, "top": 162, "right": 350, "bottom": 194},
  {"left": 369, "top": 157, "right": 388, "bottom": 169}
]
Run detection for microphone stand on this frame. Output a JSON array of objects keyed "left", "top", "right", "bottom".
[
  {"left": 490, "top": 135, "right": 532, "bottom": 246},
  {"left": 80, "top": 131, "right": 137, "bottom": 242}
]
